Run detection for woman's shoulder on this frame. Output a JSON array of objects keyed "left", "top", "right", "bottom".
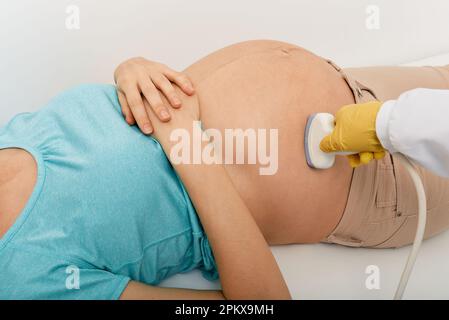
[{"left": 41, "top": 83, "right": 121, "bottom": 119}]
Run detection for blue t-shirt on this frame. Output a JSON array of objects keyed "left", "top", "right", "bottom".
[{"left": 0, "top": 84, "right": 218, "bottom": 299}]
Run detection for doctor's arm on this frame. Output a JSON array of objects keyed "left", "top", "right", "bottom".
[{"left": 320, "top": 88, "right": 449, "bottom": 178}]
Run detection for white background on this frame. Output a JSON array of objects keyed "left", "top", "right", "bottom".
[
  {"left": 1, "top": 0, "right": 449, "bottom": 124},
  {"left": 1, "top": 0, "right": 449, "bottom": 299}
]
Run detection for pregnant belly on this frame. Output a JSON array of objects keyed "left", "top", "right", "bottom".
[{"left": 184, "top": 41, "right": 355, "bottom": 244}]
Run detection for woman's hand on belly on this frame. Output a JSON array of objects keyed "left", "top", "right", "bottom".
[
  {"left": 114, "top": 57, "right": 196, "bottom": 134},
  {"left": 142, "top": 85, "right": 201, "bottom": 151}
]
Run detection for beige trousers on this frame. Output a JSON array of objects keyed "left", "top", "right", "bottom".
[{"left": 323, "top": 61, "right": 449, "bottom": 248}]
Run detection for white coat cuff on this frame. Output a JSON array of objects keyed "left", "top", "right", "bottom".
[{"left": 375, "top": 100, "right": 397, "bottom": 153}]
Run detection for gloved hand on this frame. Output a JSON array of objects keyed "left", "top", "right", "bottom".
[{"left": 319, "top": 101, "right": 386, "bottom": 168}]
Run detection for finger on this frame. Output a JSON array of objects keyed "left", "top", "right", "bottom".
[
  {"left": 123, "top": 85, "right": 153, "bottom": 134},
  {"left": 374, "top": 150, "right": 386, "bottom": 160},
  {"left": 163, "top": 69, "right": 195, "bottom": 95},
  {"left": 139, "top": 79, "right": 171, "bottom": 122},
  {"left": 117, "top": 90, "right": 135, "bottom": 125},
  {"left": 335, "top": 104, "right": 352, "bottom": 121},
  {"left": 320, "top": 134, "right": 340, "bottom": 153},
  {"left": 359, "top": 152, "right": 374, "bottom": 165},
  {"left": 347, "top": 154, "right": 360, "bottom": 168},
  {"left": 150, "top": 73, "right": 182, "bottom": 108}
]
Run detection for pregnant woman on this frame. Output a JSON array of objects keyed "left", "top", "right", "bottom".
[{"left": 1, "top": 40, "right": 449, "bottom": 299}]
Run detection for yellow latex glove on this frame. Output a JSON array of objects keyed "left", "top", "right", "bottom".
[{"left": 319, "top": 101, "right": 386, "bottom": 168}]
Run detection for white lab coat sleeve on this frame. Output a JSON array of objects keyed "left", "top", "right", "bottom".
[{"left": 376, "top": 88, "right": 449, "bottom": 178}]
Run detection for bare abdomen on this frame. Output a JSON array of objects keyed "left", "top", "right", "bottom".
[{"left": 183, "top": 40, "right": 355, "bottom": 244}]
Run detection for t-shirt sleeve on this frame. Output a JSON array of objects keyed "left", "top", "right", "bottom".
[{"left": 0, "top": 246, "right": 130, "bottom": 300}]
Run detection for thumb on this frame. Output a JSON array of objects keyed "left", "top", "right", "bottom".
[
  {"left": 374, "top": 150, "right": 386, "bottom": 160},
  {"left": 320, "top": 134, "right": 341, "bottom": 153},
  {"left": 347, "top": 154, "right": 361, "bottom": 168}
]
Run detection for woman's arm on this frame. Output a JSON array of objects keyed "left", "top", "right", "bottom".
[
  {"left": 142, "top": 90, "right": 291, "bottom": 300},
  {"left": 120, "top": 281, "right": 225, "bottom": 300},
  {"left": 171, "top": 141, "right": 291, "bottom": 299}
]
